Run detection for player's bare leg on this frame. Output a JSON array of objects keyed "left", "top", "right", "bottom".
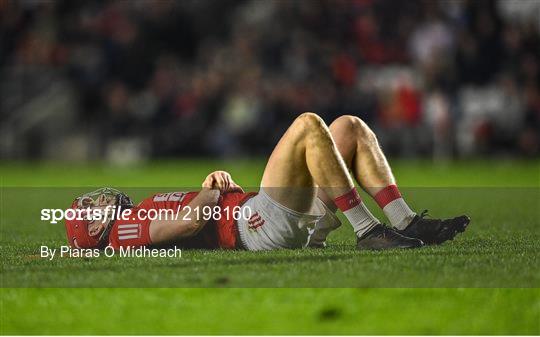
[
  {"left": 329, "top": 116, "right": 396, "bottom": 195},
  {"left": 316, "top": 116, "right": 397, "bottom": 210},
  {"left": 311, "top": 115, "right": 411, "bottom": 247},
  {"left": 319, "top": 115, "right": 470, "bottom": 245},
  {"left": 261, "top": 112, "right": 353, "bottom": 212},
  {"left": 261, "top": 112, "right": 423, "bottom": 249}
]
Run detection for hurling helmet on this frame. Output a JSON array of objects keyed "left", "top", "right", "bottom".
[{"left": 64, "top": 187, "right": 133, "bottom": 248}]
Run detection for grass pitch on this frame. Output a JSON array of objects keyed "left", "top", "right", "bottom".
[{"left": 1, "top": 159, "right": 539, "bottom": 334}]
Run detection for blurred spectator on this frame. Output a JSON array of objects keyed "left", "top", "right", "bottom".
[{"left": 1, "top": 0, "right": 539, "bottom": 162}]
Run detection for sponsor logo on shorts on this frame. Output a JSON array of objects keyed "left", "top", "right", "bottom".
[{"left": 248, "top": 212, "right": 265, "bottom": 230}]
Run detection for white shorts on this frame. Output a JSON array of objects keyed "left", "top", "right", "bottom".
[{"left": 237, "top": 188, "right": 326, "bottom": 250}]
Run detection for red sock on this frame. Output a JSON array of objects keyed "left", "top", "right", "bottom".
[
  {"left": 374, "top": 184, "right": 402, "bottom": 209},
  {"left": 374, "top": 184, "right": 416, "bottom": 230},
  {"left": 334, "top": 188, "right": 362, "bottom": 212}
]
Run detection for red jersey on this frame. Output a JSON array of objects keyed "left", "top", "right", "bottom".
[{"left": 108, "top": 191, "right": 256, "bottom": 250}]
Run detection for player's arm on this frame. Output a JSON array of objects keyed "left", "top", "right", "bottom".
[
  {"left": 149, "top": 171, "right": 243, "bottom": 245},
  {"left": 149, "top": 188, "right": 221, "bottom": 244}
]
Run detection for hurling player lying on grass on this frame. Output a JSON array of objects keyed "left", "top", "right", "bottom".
[{"left": 65, "top": 113, "right": 470, "bottom": 251}]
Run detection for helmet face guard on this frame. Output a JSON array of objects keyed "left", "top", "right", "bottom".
[
  {"left": 65, "top": 187, "right": 134, "bottom": 248},
  {"left": 75, "top": 187, "right": 134, "bottom": 210}
]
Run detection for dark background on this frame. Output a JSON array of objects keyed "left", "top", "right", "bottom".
[{"left": 1, "top": 0, "right": 539, "bottom": 163}]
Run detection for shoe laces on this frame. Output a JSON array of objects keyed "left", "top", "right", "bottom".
[
  {"left": 419, "top": 209, "right": 430, "bottom": 218},
  {"left": 417, "top": 209, "right": 443, "bottom": 227},
  {"left": 380, "top": 224, "right": 399, "bottom": 239},
  {"left": 369, "top": 223, "right": 390, "bottom": 238}
]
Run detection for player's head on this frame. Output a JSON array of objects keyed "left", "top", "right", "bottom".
[{"left": 64, "top": 187, "right": 133, "bottom": 248}]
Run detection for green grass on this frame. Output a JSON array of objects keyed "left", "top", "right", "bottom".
[{"left": 1, "top": 159, "right": 539, "bottom": 334}]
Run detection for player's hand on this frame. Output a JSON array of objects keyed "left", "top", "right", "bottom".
[{"left": 202, "top": 171, "right": 244, "bottom": 194}]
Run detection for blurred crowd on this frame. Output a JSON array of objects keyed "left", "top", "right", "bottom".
[{"left": 1, "top": 0, "right": 539, "bottom": 162}]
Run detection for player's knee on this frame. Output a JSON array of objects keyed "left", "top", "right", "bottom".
[
  {"left": 334, "top": 115, "right": 376, "bottom": 142},
  {"left": 295, "top": 112, "right": 326, "bottom": 135}
]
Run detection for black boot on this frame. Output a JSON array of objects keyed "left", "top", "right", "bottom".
[
  {"left": 395, "top": 210, "right": 470, "bottom": 245},
  {"left": 357, "top": 224, "right": 424, "bottom": 250}
]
